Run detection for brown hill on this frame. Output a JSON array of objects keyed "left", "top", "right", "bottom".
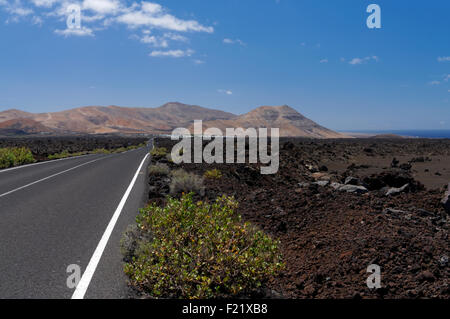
[
  {"left": 0, "top": 103, "right": 346, "bottom": 138},
  {"left": 23, "top": 103, "right": 235, "bottom": 134},
  {"left": 0, "top": 118, "right": 55, "bottom": 135},
  {"left": 189, "top": 105, "right": 347, "bottom": 138},
  {"left": 0, "top": 109, "right": 33, "bottom": 122}
]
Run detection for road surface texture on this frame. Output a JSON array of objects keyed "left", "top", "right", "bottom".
[{"left": 0, "top": 143, "right": 151, "bottom": 299}]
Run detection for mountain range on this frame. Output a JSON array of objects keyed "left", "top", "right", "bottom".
[{"left": 0, "top": 102, "right": 347, "bottom": 138}]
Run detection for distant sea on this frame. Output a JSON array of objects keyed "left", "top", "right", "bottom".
[{"left": 342, "top": 130, "right": 450, "bottom": 139}]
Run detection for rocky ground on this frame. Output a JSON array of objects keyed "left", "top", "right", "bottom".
[
  {"left": 149, "top": 137, "right": 449, "bottom": 299},
  {"left": 0, "top": 135, "right": 148, "bottom": 161}
]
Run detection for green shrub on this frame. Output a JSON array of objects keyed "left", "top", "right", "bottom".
[
  {"left": 91, "top": 148, "right": 111, "bottom": 154},
  {"left": 149, "top": 163, "right": 170, "bottom": 177},
  {"left": 0, "top": 148, "right": 16, "bottom": 168},
  {"left": 170, "top": 169, "right": 205, "bottom": 196},
  {"left": 71, "top": 151, "right": 87, "bottom": 157},
  {"left": 11, "top": 147, "right": 35, "bottom": 165},
  {"left": 48, "top": 150, "right": 92, "bottom": 159},
  {"left": 112, "top": 147, "right": 127, "bottom": 154},
  {"left": 150, "top": 147, "right": 168, "bottom": 160},
  {"left": 48, "top": 150, "right": 70, "bottom": 160},
  {"left": 125, "top": 144, "right": 146, "bottom": 151},
  {"left": 48, "top": 144, "right": 141, "bottom": 159},
  {"left": 0, "top": 147, "right": 35, "bottom": 168},
  {"left": 204, "top": 169, "right": 223, "bottom": 180},
  {"left": 123, "top": 193, "right": 283, "bottom": 299}
]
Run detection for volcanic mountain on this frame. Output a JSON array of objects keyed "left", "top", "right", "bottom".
[
  {"left": 0, "top": 118, "right": 55, "bottom": 135},
  {"left": 0, "top": 103, "right": 347, "bottom": 138},
  {"left": 191, "top": 105, "right": 347, "bottom": 138}
]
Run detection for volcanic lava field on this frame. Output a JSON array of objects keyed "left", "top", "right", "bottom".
[{"left": 148, "top": 137, "right": 450, "bottom": 299}]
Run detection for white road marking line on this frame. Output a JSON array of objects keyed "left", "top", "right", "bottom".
[
  {"left": 71, "top": 153, "right": 150, "bottom": 299},
  {"left": 0, "top": 146, "right": 146, "bottom": 174},
  {"left": 0, "top": 157, "right": 105, "bottom": 199},
  {"left": 0, "top": 153, "right": 94, "bottom": 174}
]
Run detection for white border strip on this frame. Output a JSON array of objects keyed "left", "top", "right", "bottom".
[
  {"left": 0, "top": 146, "right": 145, "bottom": 174},
  {"left": 0, "top": 153, "right": 93, "bottom": 174},
  {"left": 71, "top": 153, "right": 150, "bottom": 299},
  {"left": 0, "top": 157, "right": 105, "bottom": 199}
]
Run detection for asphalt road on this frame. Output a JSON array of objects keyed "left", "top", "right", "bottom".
[{"left": 0, "top": 143, "right": 151, "bottom": 299}]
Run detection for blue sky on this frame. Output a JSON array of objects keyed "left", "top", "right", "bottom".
[{"left": 0, "top": 0, "right": 449, "bottom": 130}]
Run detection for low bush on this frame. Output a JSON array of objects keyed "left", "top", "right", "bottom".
[
  {"left": 112, "top": 147, "right": 127, "bottom": 153},
  {"left": 0, "top": 148, "right": 15, "bottom": 168},
  {"left": 111, "top": 144, "right": 144, "bottom": 154},
  {"left": 204, "top": 169, "right": 223, "bottom": 180},
  {"left": 11, "top": 147, "right": 35, "bottom": 166},
  {"left": 150, "top": 147, "right": 168, "bottom": 160},
  {"left": 48, "top": 150, "right": 70, "bottom": 160},
  {"left": 48, "top": 150, "right": 92, "bottom": 159},
  {"left": 91, "top": 148, "right": 111, "bottom": 154},
  {"left": 48, "top": 144, "right": 142, "bottom": 159},
  {"left": 170, "top": 169, "right": 205, "bottom": 196},
  {"left": 149, "top": 163, "right": 170, "bottom": 177},
  {"left": 0, "top": 147, "right": 35, "bottom": 168},
  {"left": 125, "top": 143, "right": 146, "bottom": 151},
  {"left": 123, "top": 193, "right": 283, "bottom": 299}
]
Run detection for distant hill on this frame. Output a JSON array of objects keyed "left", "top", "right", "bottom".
[
  {"left": 0, "top": 118, "right": 55, "bottom": 135},
  {"left": 191, "top": 105, "right": 347, "bottom": 138},
  {"left": 0, "top": 109, "right": 33, "bottom": 122},
  {"left": 0, "top": 102, "right": 347, "bottom": 138}
]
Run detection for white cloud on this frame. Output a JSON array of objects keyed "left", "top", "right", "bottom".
[
  {"left": 137, "top": 31, "right": 188, "bottom": 48},
  {"left": 437, "top": 56, "right": 450, "bottom": 62},
  {"left": 193, "top": 59, "right": 205, "bottom": 64},
  {"left": 32, "top": 15, "right": 44, "bottom": 25},
  {"left": 30, "top": 0, "right": 59, "bottom": 8},
  {"left": 0, "top": 1, "right": 212, "bottom": 57},
  {"left": 349, "top": 58, "right": 363, "bottom": 65},
  {"left": 319, "top": 58, "right": 328, "bottom": 63},
  {"left": 54, "top": 26, "right": 94, "bottom": 37},
  {"left": 218, "top": 89, "right": 233, "bottom": 95},
  {"left": 141, "top": 2, "right": 162, "bottom": 14},
  {"left": 164, "top": 32, "right": 188, "bottom": 42},
  {"left": 0, "top": 1, "right": 34, "bottom": 17},
  {"left": 82, "top": 14, "right": 105, "bottom": 23},
  {"left": 428, "top": 74, "right": 450, "bottom": 86},
  {"left": 12, "top": 6, "right": 33, "bottom": 16},
  {"left": 140, "top": 34, "right": 168, "bottom": 47},
  {"left": 82, "top": 0, "right": 122, "bottom": 15},
  {"left": 116, "top": 3, "right": 213, "bottom": 33},
  {"left": 149, "top": 49, "right": 194, "bottom": 58},
  {"left": 349, "top": 56, "right": 379, "bottom": 65},
  {"left": 223, "top": 38, "right": 246, "bottom": 46}
]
